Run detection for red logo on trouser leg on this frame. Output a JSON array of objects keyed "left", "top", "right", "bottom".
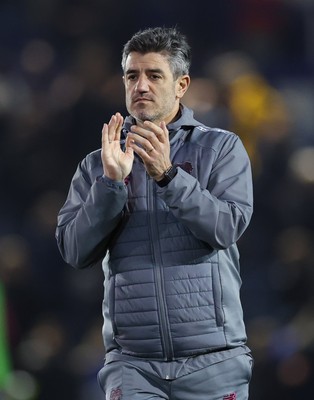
[
  {"left": 223, "top": 393, "right": 236, "bottom": 400},
  {"left": 110, "top": 388, "right": 122, "bottom": 400}
]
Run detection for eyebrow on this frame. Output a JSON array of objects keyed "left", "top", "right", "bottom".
[{"left": 125, "top": 68, "right": 165, "bottom": 75}]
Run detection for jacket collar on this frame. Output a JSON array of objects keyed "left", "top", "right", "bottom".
[{"left": 167, "top": 104, "right": 200, "bottom": 133}]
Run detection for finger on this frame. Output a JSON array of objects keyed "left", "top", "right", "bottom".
[
  {"left": 160, "top": 121, "right": 168, "bottom": 136},
  {"left": 158, "top": 121, "right": 169, "bottom": 143},
  {"left": 107, "top": 113, "right": 122, "bottom": 143},
  {"left": 146, "top": 147, "right": 154, "bottom": 154},
  {"left": 130, "top": 125, "right": 160, "bottom": 151},
  {"left": 127, "top": 132, "right": 151, "bottom": 152},
  {"left": 107, "top": 115, "right": 116, "bottom": 143},
  {"left": 127, "top": 134, "right": 153, "bottom": 158},
  {"left": 114, "top": 113, "right": 123, "bottom": 141},
  {"left": 131, "top": 123, "right": 159, "bottom": 138},
  {"left": 144, "top": 120, "right": 168, "bottom": 144},
  {"left": 102, "top": 123, "right": 109, "bottom": 146}
]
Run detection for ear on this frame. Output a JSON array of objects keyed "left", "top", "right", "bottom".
[
  {"left": 122, "top": 75, "right": 125, "bottom": 86},
  {"left": 176, "top": 75, "right": 190, "bottom": 99}
]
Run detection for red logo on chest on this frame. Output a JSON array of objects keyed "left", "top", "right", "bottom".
[
  {"left": 110, "top": 388, "right": 122, "bottom": 400},
  {"left": 223, "top": 393, "right": 236, "bottom": 400}
]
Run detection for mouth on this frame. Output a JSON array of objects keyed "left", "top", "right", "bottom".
[{"left": 133, "top": 97, "right": 152, "bottom": 103}]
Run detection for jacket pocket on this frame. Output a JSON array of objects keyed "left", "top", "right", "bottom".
[
  {"left": 211, "top": 260, "right": 224, "bottom": 326},
  {"left": 108, "top": 274, "right": 119, "bottom": 337}
]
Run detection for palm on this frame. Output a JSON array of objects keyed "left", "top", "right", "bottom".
[
  {"left": 103, "top": 141, "right": 134, "bottom": 181},
  {"left": 101, "top": 113, "right": 134, "bottom": 182}
]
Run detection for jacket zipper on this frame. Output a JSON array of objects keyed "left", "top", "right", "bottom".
[{"left": 147, "top": 176, "right": 174, "bottom": 360}]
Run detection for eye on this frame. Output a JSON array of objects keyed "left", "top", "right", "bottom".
[
  {"left": 127, "top": 74, "right": 137, "bottom": 81},
  {"left": 150, "top": 74, "right": 162, "bottom": 80}
]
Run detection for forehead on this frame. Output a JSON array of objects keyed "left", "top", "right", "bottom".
[{"left": 124, "top": 52, "right": 172, "bottom": 74}]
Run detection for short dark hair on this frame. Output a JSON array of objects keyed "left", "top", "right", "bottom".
[{"left": 121, "top": 27, "right": 191, "bottom": 79}]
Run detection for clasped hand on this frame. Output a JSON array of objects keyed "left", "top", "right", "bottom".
[{"left": 101, "top": 113, "right": 172, "bottom": 182}]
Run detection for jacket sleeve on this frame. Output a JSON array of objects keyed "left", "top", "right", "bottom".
[
  {"left": 55, "top": 157, "right": 127, "bottom": 268},
  {"left": 157, "top": 134, "right": 253, "bottom": 249}
]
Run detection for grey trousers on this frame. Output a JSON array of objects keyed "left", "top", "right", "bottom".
[{"left": 98, "top": 353, "right": 253, "bottom": 400}]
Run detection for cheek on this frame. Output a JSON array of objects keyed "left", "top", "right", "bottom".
[
  {"left": 125, "top": 88, "right": 132, "bottom": 102},
  {"left": 125, "top": 90, "right": 135, "bottom": 112},
  {"left": 167, "top": 88, "right": 179, "bottom": 102}
]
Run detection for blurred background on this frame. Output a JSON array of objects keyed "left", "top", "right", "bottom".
[{"left": 0, "top": 0, "right": 313, "bottom": 399}]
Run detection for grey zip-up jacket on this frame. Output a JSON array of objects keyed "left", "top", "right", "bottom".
[{"left": 56, "top": 105, "right": 253, "bottom": 361}]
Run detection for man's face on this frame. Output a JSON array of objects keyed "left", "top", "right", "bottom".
[{"left": 123, "top": 52, "right": 185, "bottom": 126}]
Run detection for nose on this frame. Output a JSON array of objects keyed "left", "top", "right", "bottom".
[{"left": 135, "top": 75, "right": 149, "bottom": 93}]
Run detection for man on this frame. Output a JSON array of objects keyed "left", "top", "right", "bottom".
[{"left": 56, "top": 27, "right": 253, "bottom": 400}]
